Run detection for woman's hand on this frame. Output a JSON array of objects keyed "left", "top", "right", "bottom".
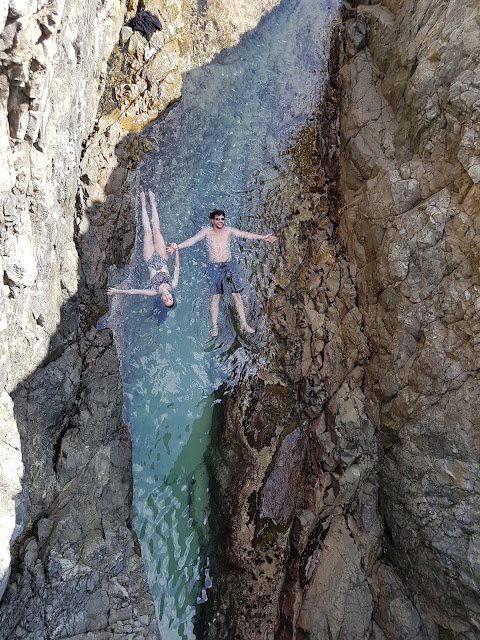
[
  {"left": 166, "top": 242, "right": 178, "bottom": 254},
  {"left": 107, "top": 287, "right": 117, "bottom": 295}
]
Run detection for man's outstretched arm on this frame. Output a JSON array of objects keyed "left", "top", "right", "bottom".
[
  {"left": 166, "top": 227, "right": 209, "bottom": 253},
  {"left": 230, "top": 228, "right": 277, "bottom": 243}
]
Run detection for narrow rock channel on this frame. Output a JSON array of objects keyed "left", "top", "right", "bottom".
[
  {"left": 105, "top": 0, "right": 341, "bottom": 636},
  {"left": 0, "top": 0, "right": 479, "bottom": 639}
]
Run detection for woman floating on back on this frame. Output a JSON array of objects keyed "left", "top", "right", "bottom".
[{"left": 107, "top": 190, "right": 179, "bottom": 314}]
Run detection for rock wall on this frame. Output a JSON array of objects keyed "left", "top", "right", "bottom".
[
  {"left": 0, "top": 0, "right": 281, "bottom": 637},
  {"left": 205, "top": 1, "right": 480, "bottom": 639},
  {"left": 338, "top": 1, "right": 480, "bottom": 637},
  {"left": 0, "top": 1, "right": 140, "bottom": 635}
]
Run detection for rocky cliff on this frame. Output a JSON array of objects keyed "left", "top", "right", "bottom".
[
  {"left": 204, "top": 1, "right": 480, "bottom": 639},
  {"left": 0, "top": 0, "right": 163, "bottom": 635},
  {"left": 1, "top": 0, "right": 479, "bottom": 638},
  {"left": 339, "top": 1, "right": 480, "bottom": 637}
]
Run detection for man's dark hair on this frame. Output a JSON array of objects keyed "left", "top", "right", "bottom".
[{"left": 210, "top": 209, "right": 225, "bottom": 220}]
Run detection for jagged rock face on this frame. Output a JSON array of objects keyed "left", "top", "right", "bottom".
[
  {"left": 0, "top": 0, "right": 165, "bottom": 632},
  {"left": 1, "top": 0, "right": 123, "bottom": 387},
  {"left": 0, "top": 0, "right": 131, "bottom": 629},
  {"left": 204, "top": 2, "right": 480, "bottom": 640},
  {"left": 338, "top": 1, "right": 480, "bottom": 638}
]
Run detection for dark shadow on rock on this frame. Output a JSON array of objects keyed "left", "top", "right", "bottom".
[{"left": 0, "top": 130, "right": 160, "bottom": 639}]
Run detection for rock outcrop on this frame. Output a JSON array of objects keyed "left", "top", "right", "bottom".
[
  {"left": 338, "top": 1, "right": 480, "bottom": 637},
  {"left": 204, "top": 1, "right": 480, "bottom": 639}
]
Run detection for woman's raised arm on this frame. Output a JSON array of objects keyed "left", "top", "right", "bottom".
[{"left": 171, "top": 248, "right": 180, "bottom": 289}]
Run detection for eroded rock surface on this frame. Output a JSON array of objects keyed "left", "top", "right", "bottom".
[
  {"left": 205, "top": 1, "right": 480, "bottom": 639},
  {"left": 337, "top": 1, "right": 480, "bottom": 637}
]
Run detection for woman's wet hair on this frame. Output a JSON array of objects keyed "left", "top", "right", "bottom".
[{"left": 152, "top": 293, "right": 176, "bottom": 323}]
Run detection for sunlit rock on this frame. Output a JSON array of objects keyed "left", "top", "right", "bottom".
[{"left": 0, "top": 392, "right": 24, "bottom": 599}]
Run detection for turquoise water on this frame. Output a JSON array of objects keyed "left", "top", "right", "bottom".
[{"left": 109, "top": 0, "right": 340, "bottom": 637}]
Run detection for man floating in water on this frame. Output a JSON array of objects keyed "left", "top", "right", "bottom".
[{"left": 167, "top": 210, "right": 277, "bottom": 336}]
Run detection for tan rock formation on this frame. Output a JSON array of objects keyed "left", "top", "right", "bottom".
[{"left": 337, "top": 1, "right": 480, "bottom": 637}]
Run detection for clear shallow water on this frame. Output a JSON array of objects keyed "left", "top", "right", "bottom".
[{"left": 108, "top": 0, "right": 340, "bottom": 637}]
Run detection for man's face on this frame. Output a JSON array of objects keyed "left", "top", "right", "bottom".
[{"left": 212, "top": 213, "right": 225, "bottom": 229}]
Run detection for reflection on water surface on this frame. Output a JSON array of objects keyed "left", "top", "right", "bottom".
[{"left": 109, "top": 0, "right": 340, "bottom": 637}]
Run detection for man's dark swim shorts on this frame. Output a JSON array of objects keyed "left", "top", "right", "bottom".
[{"left": 207, "top": 260, "right": 242, "bottom": 295}]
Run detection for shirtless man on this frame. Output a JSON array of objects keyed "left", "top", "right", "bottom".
[{"left": 167, "top": 209, "right": 277, "bottom": 336}]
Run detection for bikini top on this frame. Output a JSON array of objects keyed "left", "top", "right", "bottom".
[{"left": 150, "top": 270, "right": 172, "bottom": 290}]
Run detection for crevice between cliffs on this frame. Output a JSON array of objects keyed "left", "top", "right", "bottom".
[{"left": 1, "top": 1, "right": 479, "bottom": 639}]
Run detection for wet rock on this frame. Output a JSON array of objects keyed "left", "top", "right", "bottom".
[
  {"left": 2, "top": 0, "right": 479, "bottom": 638},
  {"left": 260, "top": 428, "right": 308, "bottom": 525}
]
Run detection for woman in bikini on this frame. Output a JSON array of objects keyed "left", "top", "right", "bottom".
[{"left": 107, "top": 190, "right": 179, "bottom": 309}]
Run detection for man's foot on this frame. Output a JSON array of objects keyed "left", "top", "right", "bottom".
[
  {"left": 242, "top": 324, "right": 255, "bottom": 334},
  {"left": 211, "top": 325, "right": 219, "bottom": 337}
]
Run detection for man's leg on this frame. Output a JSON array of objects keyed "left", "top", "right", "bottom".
[
  {"left": 210, "top": 294, "right": 220, "bottom": 337},
  {"left": 140, "top": 191, "right": 154, "bottom": 261},
  {"left": 232, "top": 293, "right": 255, "bottom": 334},
  {"left": 149, "top": 190, "right": 168, "bottom": 259}
]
